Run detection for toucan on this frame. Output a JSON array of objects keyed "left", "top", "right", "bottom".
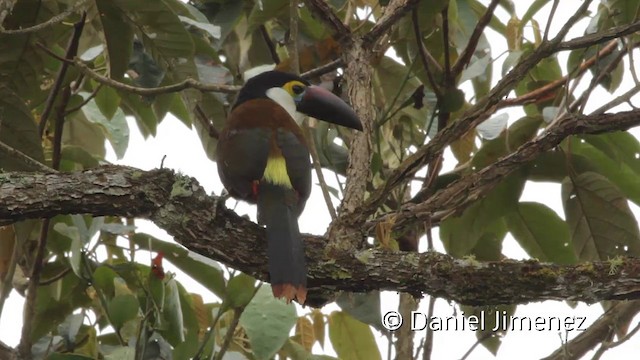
[{"left": 216, "top": 71, "right": 362, "bottom": 304}]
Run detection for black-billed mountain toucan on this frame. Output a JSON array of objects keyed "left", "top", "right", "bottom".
[{"left": 217, "top": 71, "right": 362, "bottom": 304}]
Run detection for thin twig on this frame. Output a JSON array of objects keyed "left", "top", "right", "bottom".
[
  {"left": 497, "top": 39, "right": 620, "bottom": 109},
  {"left": 411, "top": 8, "right": 441, "bottom": 97},
  {"left": 301, "top": 59, "right": 343, "bottom": 79},
  {"left": 18, "top": 219, "right": 51, "bottom": 357},
  {"left": 64, "top": 83, "right": 102, "bottom": 115},
  {"left": 38, "top": 12, "right": 86, "bottom": 137},
  {"left": 0, "top": 141, "right": 55, "bottom": 173},
  {"left": 543, "top": 301, "right": 640, "bottom": 360},
  {"left": 288, "top": 0, "right": 300, "bottom": 74},
  {"left": 259, "top": 25, "right": 280, "bottom": 64},
  {"left": 0, "top": 226, "right": 19, "bottom": 319},
  {"left": 0, "top": 0, "right": 87, "bottom": 34},
  {"left": 421, "top": 296, "right": 436, "bottom": 360},
  {"left": 450, "top": 0, "right": 500, "bottom": 78},
  {"left": 74, "top": 60, "right": 240, "bottom": 96},
  {"left": 302, "top": 0, "right": 351, "bottom": 39},
  {"left": 460, "top": 332, "right": 493, "bottom": 360},
  {"left": 195, "top": 105, "right": 220, "bottom": 139},
  {"left": 363, "top": 0, "right": 420, "bottom": 46},
  {"left": 212, "top": 309, "right": 241, "bottom": 360},
  {"left": 557, "top": 19, "right": 640, "bottom": 51},
  {"left": 304, "top": 124, "right": 337, "bottom": 220},
  {"left": 543, "top": 0, "right": 560, "bottom": 41}
]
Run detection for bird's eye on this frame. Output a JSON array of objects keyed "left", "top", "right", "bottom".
[{"left": 291, "top": 84, "right": 305, "bottom": 95}]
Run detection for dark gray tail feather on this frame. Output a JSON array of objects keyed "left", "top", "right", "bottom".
[{"left": 257, "top": 182, "right": 307, "bottom": 292}]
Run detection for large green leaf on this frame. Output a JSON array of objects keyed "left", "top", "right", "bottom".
[
  {"left": 63, "top": 110, "right": 107, "bottom": 158},
  {"left": 0, "top": 86, "right": 45, "bottom": 170},
  {"left": 336, "top": 292, "right": 384, "bottom": 332},
  {"left": 108, "top": 294, "right": 140, "bottom": 329},
  {"left": 224, "top": 273, "right": 257, "bottom": 310},
  {"left": 81, "top": 99, "right": 129, "bottom": 159},
  {"left": 565, "top": 137, "right": 640, "bottom": 206},
  {"left": 132, "top": 233, "right": 226, "bottom": 298},
  {"left": 93, "top": 0, "right": 134, "bottom": 80},
  {"left": 328, "top": 311, "right": 381, "bottom": 360},
  {"left": 562, "top": 172, "right": 640, "bottom": 260},
  {"left": 239, "top": 285, "right": 297, "bottom": 360},
  {"left": 582, "top": 132, "right": 640, "bottom": 175},
  {"left": 161, "top": 279, "right": 185, "bottom": 345},
  {"left": 440, "top": 171, "right": 525, "bottom": 257},
  {"left": 506, "top": 202, "right": 577, "bottom": 264},
  {"left": 111, "top": 0, "right": 195, "bottom": 59},
  {"left": 604, "top": 0, "right": 640, "bottom": 27}
]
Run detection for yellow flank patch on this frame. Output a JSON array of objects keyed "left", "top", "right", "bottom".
[{"left": 263, "top": 156, "right": 293, "bottom": 188}]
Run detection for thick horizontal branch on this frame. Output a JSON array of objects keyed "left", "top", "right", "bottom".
[
  {"left": 374, "top": 109, "right": 640, "bottom": 231},
  {"left": 2, "top": 166, "right": 640, "bottom": 306}
]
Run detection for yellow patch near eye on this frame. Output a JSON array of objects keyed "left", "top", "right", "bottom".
[
  {"left": 263, "top": 156, "right": 293, "bottom": 188},
  {"left": 283, "top": 80, "right": 306, "bottom": 96}
]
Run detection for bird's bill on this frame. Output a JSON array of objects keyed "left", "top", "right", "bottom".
[{"left": 297, "top": 85, "right": 363, "bottom": 131}]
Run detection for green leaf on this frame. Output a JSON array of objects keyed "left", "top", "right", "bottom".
[
  {"left": 81, "top": 99, "right": 130, "bottom": 159},
  {"left": 169, "top": 94, "right": 193, "bottom": 127},
  {"left": 604, "top": 0, "right": 640, "bottom": 27},
  {"left": 566, "top": 137, "right": 640, "bottom": 206},
  {"left": 582, "top": 131, "right": 640, "bottom": 175},
  {"left": 247, "top": 0, "right": 288, "bottom": 32},
  {"left": 108, "top": 294, "right": 140, "bottom": 329},
  {"left": 328, "top": 311, "right": 381, "bottom": 360},
  {"left": 469, "top": 218, "right": 507, "bottom": 261},
  {"left": 336, "top": 292, "right": 384, "bottom": 332},
  {"left": 0, "top": 86, "right": 45, "bottom": 171},
  {"left": 93, "top": 265, "right": 118, "bottom": 298},
  {"left": 562, "top": 172, "right": 640, "bottom": 260},
  {"left": 162, "top": 279, "right": 185, "bottom": 345},
  {"left": 520, "top": 0, "right": 552, "bottom": 29},
  {"left": 179, "top": 15, "right": 221, "bottom": 38},
  {"left": 63, "top": 110, "right": 107, "bottom": 158},
  {"left": 57, "top": 313, "right": 84, "bottom": 344},
  {"left": 94, "top": 83, "right": 122, "bottom": 120},
  {"left": 506, "top": 202, "right": 577, "bottom": 264},
  {"left": 132, "top": 233, "right": 226, "bottom": 298},
  {"left": 94, "top": 0, "right": 135, "bottom": 80},
  {"left": 440, "top": 171, "right": 525, "bottom": 257},
  {"left": 193, "top": 93, "right": 225, "bottom": 160},
  {"left": 225, "top": 273, "right": 257, "bottom": 310},
  {"left": 239, "top": 285, "right": 297, "bottom": 360},
  {"left": 33, "top": 271, "right": 91, "bottom": 341},
  {"left": 111, "top": 0, "right": 195, "bottom": 59},
  {"left": 119, "top": 91, "right": 159, "bottom": 137}
]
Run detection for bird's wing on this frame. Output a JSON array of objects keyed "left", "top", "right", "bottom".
[
  {"left": 275, "top": 128, "right": 312, "bottom": 214},
  {"left": 217, "top": 125, "right": 270, "bottom": 201}
]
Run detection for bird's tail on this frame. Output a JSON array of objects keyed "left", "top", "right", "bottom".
[{"left": 257, "top": 182, "right": 307, "bottom": 304}]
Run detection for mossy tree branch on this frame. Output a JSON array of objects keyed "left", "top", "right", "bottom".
[{"left": 2, "top": 166, "right": 640, "bottom": 307}]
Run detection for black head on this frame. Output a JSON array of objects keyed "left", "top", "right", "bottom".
[
  {"left": 232, "top": 70, "right": 362, "bottom": 131},
  {"left": 233, "top": 71, "right": 310, "bottom": 109}
]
